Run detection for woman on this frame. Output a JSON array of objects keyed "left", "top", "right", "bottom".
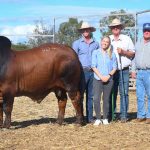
[{"left": 92, "top": 36, "right": 117, "bottom": 125}]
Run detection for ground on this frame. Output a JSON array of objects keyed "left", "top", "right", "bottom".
[{"left": 0, "top": 91, "right": 150, "bottom": 150}]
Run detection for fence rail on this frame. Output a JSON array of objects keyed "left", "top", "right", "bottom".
[{"left": 129, "top": 78, "right": 136, "bottom": 90}]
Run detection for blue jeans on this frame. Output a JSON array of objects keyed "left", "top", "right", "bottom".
[
  {"left": 81, "top": 69, "right": 94, "bottom": 122},
  {"left": 112, "top": 69, "right": 129, "bottom": 119},
  {"left": 136, "top": 70, "right": 150, "bottom": 119}
]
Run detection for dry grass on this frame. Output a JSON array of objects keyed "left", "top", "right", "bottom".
[{"left": 0, "top": 91, "right": 150, "bottom": 150}]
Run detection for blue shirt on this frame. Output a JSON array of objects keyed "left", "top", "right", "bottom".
[
  {"left": 92, "top": 48, "right": 117, "bottom": 80},
  {"left": 72, "top": 37, "right": 99, "bottom": 68}
]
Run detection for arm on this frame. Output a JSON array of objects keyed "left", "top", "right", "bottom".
[
  {"left": 92, "top": 67, "right": 111, "bottom": 82},
  {"left": 131, "top": 57, "right": 136, "bottom": 79},
  {"left": 91, "top": 50, "right": 102, "bottom": 79},
  {"left": 109, "top": 53, "right": 117, "bottom": 76},
  {"left": 117, "top": 48, "right": 135, "bottom": 59},
  {"left": 118, "top": 48, "right": 135, "bottom": 58},
  {"left": 109, "top": 69, "right": 116, "bottom": 76},
  {"left": 92, "top": 67, "right": 103, "bottom": 80},
  {"left": 117, "top": 36, "right": 135, "bottom": 59}
]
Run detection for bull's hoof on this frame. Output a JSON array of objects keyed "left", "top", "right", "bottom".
[
  {"left": 75, "top": 116, "right": 85, "bottom": 126},
  {"left": 3, "top": 121, "right": 11, "bottom": 129},
  {"left": 75, "top": 120, "right": 85, "bottom": 126},
  {"left": 3, "top": 124, "right": 11, "bottom": 129},
  {"left": 74, "top": 122, "right": 82, "bottom": 127},
  {"left": 0, "top": 121, "right": 3, "bottom": 128},
  {"left": 56, "top": 119, "right": 63, "bottom": 125}
]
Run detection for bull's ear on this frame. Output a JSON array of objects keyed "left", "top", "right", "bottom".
[{"left": 0, "top": 36, "right": 11, "bottom": 50}]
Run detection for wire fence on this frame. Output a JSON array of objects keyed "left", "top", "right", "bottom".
[
  {"left": 0, "top": 10, "right": 150, "bottom": 90},
  {"left": 0, "top": 10, "right": 149, "bottom": 44}
]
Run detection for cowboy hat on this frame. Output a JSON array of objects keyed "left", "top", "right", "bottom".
[
  {"left": 78, "top": 22, "right": 96, "bottom": 32},
  {"left": 108, "top": 18, "right": 124, "bottom": 29}
]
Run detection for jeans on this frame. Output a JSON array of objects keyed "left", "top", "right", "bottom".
[
  {"left": 80, "top": 69, "right": 94, "bottom": 122},
  {"left": 136, "top": 70, "right": 150, "bottom": 119},
  {"left": 111, "top": 69, "right": 129, "bottom": 119},
  {"left": 93, "top": 78, "right": 113, "bottom": 119}
]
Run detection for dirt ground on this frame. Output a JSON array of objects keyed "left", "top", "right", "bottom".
[{"left": 0, "top": 91, "right": 150, "bottom": 150}]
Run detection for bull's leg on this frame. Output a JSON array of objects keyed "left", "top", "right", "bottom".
[
  {"left": 3, "top": 96, "right": 14, "bottom": 128},
  {"left": 69, "top": 91, "right": 84, "bottom": 125},
  {"left": 55, "top": 90, "right": 67, "bottom": 125},
  {"left": 0, "top": 92, "right": 3, "bottom": 128},
  {"left": 0, "top": 101, "right": 3, "bottom": 128},
  {"left": 57, "top": 99, "right": 67, "bottom": 125}
]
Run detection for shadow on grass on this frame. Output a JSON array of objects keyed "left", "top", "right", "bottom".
[
  {"left": 10, "top": 113, "right": 137, "bottom": 129},
  {"left": 128, "top": 112, "right": 137, "bottom": 121},
  {"left": 11, "top": 116, "right": 79, "bottom": 129},
  {"left": 110, "top": 112, "right": 137, "bottom": 122}
]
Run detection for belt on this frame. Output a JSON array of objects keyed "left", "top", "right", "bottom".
[
  {"left": 122, "top": 66, "right": 129, "bottom": 71},
  {"left": 137, "top": 68, "right": 150, "bottom": 70},
  {"left": 83, "top": 67, "right": 92, "bottom": 72}
]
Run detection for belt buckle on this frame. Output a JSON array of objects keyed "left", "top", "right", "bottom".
[{"left": 123, "top": 67, "right": 129, "bottom": 70}]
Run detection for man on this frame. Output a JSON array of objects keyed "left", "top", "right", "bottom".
[
  {"left": 72, "top": 22, "right": 99, "bottom": 123},
  {"left": 131, "top": 23, "right": 150, "bottom": 124},
  {"left": 109, "top": 18, "right": 135, "bottom": 122}
]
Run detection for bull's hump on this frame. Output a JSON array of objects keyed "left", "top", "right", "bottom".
[{"left": 39, "top": 43, "right": 71, "bottom": 52}]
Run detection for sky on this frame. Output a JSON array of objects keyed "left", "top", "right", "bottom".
[{"left": 0, "top": 0, "right": 149, "bottom": 43}]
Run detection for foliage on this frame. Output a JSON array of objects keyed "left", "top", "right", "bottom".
[
  {"left": 28, "top": 19, "right": 54, "bottom": 47},
  {"left": 100, "top": 9, "right": 136, "bottom": 43},
  {"left": 56, "top": 18, "right": 82, "bottom": 46},
  {"left": 12, "top": 43, "right": 30, "bottom": 51}
]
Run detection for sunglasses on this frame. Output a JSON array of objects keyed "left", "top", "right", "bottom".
[
  {"left": 143, "top": 29, "right": 150, "bottom": 32},
  {"left": 81, "top": 29, "right": 91, "bottom": 33},
  {"left": 110, "top": 25, "right": 122, "bottom": 29}
]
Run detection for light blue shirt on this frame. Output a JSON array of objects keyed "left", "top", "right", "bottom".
[
  {"left": 72, "top": 37, "right": 99, "bottom": 68},
  {"left": 92, "top": 48, "right": 117, "bottom": 80}
]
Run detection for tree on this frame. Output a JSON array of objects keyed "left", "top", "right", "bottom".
[
  {"left": 100, "top": 9, "right": 135, "bottom": 43},
  {"left": 56, "top": 18, "right": 82, "bottom": 46},
  {"left": 28, "top": 19, "right": 54, "bottom": 47},
  {"left": 12, "top": 43, "right": 30, "bottom": 51}
]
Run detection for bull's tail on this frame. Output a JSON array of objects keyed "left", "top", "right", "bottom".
[
  {"left": 79, "top": 63, "right": 85, "bottom": 97},
  {"left": 77, "top": 63, "right": 85, "bottom": 120}
]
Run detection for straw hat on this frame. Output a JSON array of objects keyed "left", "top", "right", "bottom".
[
  {"left": 78, "top": 22, "right": 96, "bottom": 32},
  {"left": 108, "top": 18, "right": 124, "bottom": 29}
]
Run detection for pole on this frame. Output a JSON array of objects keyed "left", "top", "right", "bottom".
[
  {"left": 53, "top": 17, "right": 55, "bottom": 43},
  {"left": 135, "top": 13, "right": 137, "bottom": 44}
]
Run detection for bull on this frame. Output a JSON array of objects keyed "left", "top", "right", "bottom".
[{"left": 0, "top": 36, "right": 83, "bottom": 128}]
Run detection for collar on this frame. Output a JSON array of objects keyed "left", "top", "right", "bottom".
[
  {"left": 141, "top": 38, "right": 150, "bottom": 44},
  {"left": 111, "top": 34, "right": 122, "bottom": 41},
  {"left": 80, "top": 36, "right": 95, "bottom": 44}
]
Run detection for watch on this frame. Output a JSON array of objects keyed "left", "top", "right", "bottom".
[{"left": 109, "top": 73, "right": 112, "bottom": 77}]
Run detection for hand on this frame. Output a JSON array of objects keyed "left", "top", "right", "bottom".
[
  {"left": 101, "top": 75, "right": 110, "bottom": 82},
  {"left": 117, "top": 47, "right": 124, "bottom": 56},
  {"left": 131, "top": 72, "right": 136, "bottom": 79}
]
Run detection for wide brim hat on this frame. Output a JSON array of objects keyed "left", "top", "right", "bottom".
[
  {"left": 108, "top": 18, "right": 124, "bottom": 29},
  {"left": 78, "top": 22, "right": 96, "bottom": 32}
]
